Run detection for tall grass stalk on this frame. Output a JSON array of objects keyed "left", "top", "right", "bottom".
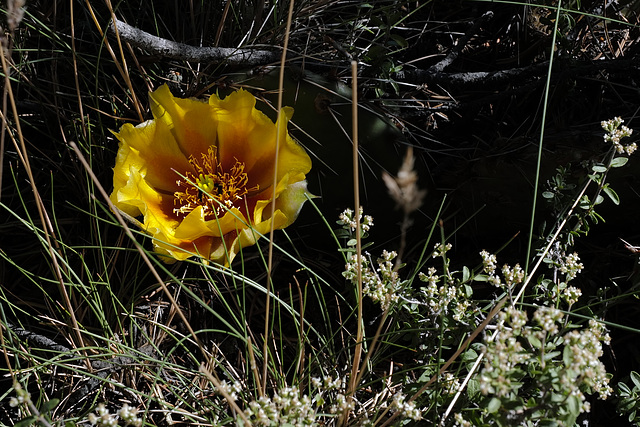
[{"left": 263, "top": 0, "right": 297, "bottom": 397}]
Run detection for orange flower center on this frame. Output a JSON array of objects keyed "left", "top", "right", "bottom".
[{"left": 174, "top": 146, "right": 258, "bottom": 219}]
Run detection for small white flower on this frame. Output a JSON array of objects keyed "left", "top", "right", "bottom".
[{"left": 432, "top": 242, "right": 452, "bottom": 258}]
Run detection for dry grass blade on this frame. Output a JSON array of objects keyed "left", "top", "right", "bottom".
[
  {"left": 342, "top": 60, "right": 363, "bottom": 427},
  {"left": 263, "top": 0, "right": 296, "bottom": 397}
]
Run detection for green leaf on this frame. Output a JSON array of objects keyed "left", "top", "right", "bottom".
[
  {"left": 15, "top": 417, "right": 37, "bottom": 427},
  {"left": 611, "top": 156, "right": 629, "bottom": 168},
  {"left": 619, "top": 382, "right": 632, "bottom": 394},
  {"left": 41, "top": 398, "right": 60, "bottom": 413},
  {"left": 487, "top": 397, "right": 501, "bottom": 413},
  {"left": 462, "top": 266, "right": 470, "bottom": 282},
  {"left": 579, "top": 195, "right": 591, "bottom": 209},
  {"left": 543, "top": 350, "right": 562, "bottom": 360},
  {"left": 462, "top": 348, "right": 478, "bottom": 363},
  {"left": 418, "top": 368, "right": 434, "bottom": 382},
  {"left": 631, "top": 371, "right": 640, "bottom": 389},
  {"left": 592, "top": 164, "right": 607, "bottom": 173},
  {"left": 527, "top": 334, "right": 542, "bottom": 349},
  {"left": 542, "top": 191, "right": 555, "bottom": 199},
  {"left": 563, "top": 345, "right": 572, "bottom": 366},
  {"left": 623, "top": 401, "right": 637, "bottom": 413},
  {"left": 590, "top": 210, "right": 605, "bottom": 223},
  {"left": 390, "top": 80, "right": 400, "bottom": 95},
  {"left": 335, "top": 229, "right": 350, "bottom": 238},
  {"left": 603, "top": 185, "right": 620, "bottom": 205},
  {"left": 467, "top": 378, "right": 481, "bottom": 397},
  {"left": 463, "top": 284, "right": 473, "bottom": 298},
  {"left": 567, "top": 394, "right": 581, "bottom": 417}
]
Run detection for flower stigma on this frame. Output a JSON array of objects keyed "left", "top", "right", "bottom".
[{"left": 174, "top": 146, "right": 259, "bottom": 219}]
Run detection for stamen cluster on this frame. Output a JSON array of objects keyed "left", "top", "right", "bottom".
[{"left": 174, "top": 146, "right": 258, "bottom": 219}]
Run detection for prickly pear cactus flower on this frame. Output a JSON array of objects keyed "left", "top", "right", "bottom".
[{"left": 110, "top": 84, "right": 312, "bottom": 265}]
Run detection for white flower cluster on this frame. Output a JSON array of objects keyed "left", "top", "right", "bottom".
[
  {"left": 454, "top": 412, "right": 472, "bottom": 427},
  {"left": 562, "top": 319, "right": 613, "bottom": 402},
  {"left": 87, "top": 403, "right": 142, "bottom": 427},
  {"left": 216, "top": 380, "right": 243, "bottom": 401},
  {"left": 244, "top": 386, "right": 316, "bottom": 426},
  {"left": 242, "top": 376, "right": 356, "bottom": 425},
  {"left": 562, "top": 285, "right": 582, "bottom": 306},
  {"left": 533, "top": 306, "right": 563, "bottom": 336},
  {"left": 344, "top": 250, "right": 403, "bottom": 310},
  {"left": 501, "top": 263, "right": 525, "bottom": 287},
  {"left": 432, "top": 242, "right": 452, "bottom": 258},
  {"left": 337, "top": 207, "right": 374, "bottom": 233},
  {"left": 558, "top": 252, "right": 584, "bottom": 281},
  {"left": 541, "top": 251, "right": 585, "bottom": 305},
  {"left": 441, "top": 372, "right": 461, "bottom": 396},
  {"left": 479, "top": 307, "right": 531, "bottom": 398},
  {"left": 419, "top": 267, "right": 472, "bottom": 322},
  {"left": 478, "top": 306, "right": 612, "bottom": 416},
  {"left": 480, "top": 250, "right": 497, "bottom": 274},
  {"left": 480, "top": 251, "right": 525, "bottom": 289},
  {"left": 391, "top": 392, "right": 422, "bottom": 421},
  {"left": 311, "top": 375, "right": 345, "bottom": 391},
  {"left": 310, "top": 375, "right": 352, "bottom": 413},
  {"left": 602, "top": 117, "right": 636, "bottom": 155}
]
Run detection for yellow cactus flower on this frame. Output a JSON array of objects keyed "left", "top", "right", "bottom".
[{"left": 110, "top": 84, "right": 312, "bottom": 265}]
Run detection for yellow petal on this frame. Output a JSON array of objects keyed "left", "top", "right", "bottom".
[
  {"left": 212, "top": 90, "right": 277, "bottom": 174},
  {"left": 112, "top": 166, "right": 178, "bottom": 237},
  {"left": 245, "top": 106, "right": 312, "bottom": 191},
  {"left": 252, "top": 173, "right": 291, "bottom": 223},
  {"left": 112, "top": 120, "right": 192, "bottom": 193},
  {"left": 270, "top": 180, "right": 311, "bottom": 228},
  {"left": 149, "top": 84, "right": 219, "bottom": 159},
  {"left": 274, "top": 106, "right": 313, "bottom": 181},
  {"left": 171, "top": 206, "right": 211, "bottom": 240}
]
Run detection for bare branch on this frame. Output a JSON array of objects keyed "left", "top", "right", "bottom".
[
  {"left": 398, "top": 56, "right": 640, "bottom": 87},
  {"left": 109, "top": 18, "right": 281, "bottom": 65}
]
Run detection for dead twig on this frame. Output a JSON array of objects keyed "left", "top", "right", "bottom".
[{"left": 109, "top": 18, "right": 281, "bottom": 65}]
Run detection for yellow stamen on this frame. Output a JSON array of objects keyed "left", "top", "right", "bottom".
[{"left": 174, "top": 146, "right": 258, "bottom": 219}]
